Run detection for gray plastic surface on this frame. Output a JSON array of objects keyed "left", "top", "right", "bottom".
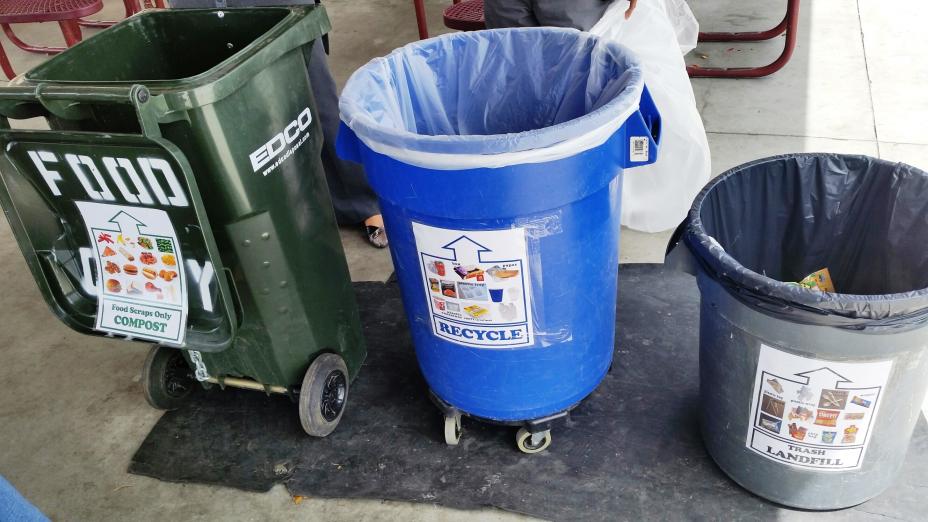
[
  {"left": 680, "top": 153, "right": 928, "bottom": 509},
  {"left": 698, "top": 271, "right": 928, "bottom": 509},
  {"left": 684, "top": 153, "right": 928, "bottom": 330}
]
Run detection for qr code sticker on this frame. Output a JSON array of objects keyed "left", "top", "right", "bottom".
[{"left": 630, "top": 136, "right": 649, "bottom": 162}]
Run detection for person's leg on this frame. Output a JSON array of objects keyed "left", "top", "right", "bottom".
[
  {"left": 483, "top": 0, "right": 539, "bottom": 28},
  {"left": 306, "top": 39, "right": 386, "bottom": 247},
  {"left": 0, "top": 475, "right": 48, "bottom": 522},
  {"left": 532, "top": 0, "right": 613, "bottom": 31}
]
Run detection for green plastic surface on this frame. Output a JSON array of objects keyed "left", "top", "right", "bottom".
[{"left": 0, "top": 6, "right": 366, "bottom": 388}]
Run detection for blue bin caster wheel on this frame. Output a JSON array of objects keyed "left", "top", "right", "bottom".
[
  {"left": 516, "top": 427, "right": 551, "bottom": 454},
  {"left": 444, "top": 413, "right": 462, "bottom": 446}
]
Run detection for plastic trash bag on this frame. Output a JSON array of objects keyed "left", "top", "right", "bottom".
[
  {"left": 338, "top": 27, "right": 645, "bottom": 170},
  {"left": 682, "top": 154, "right": 928, "bottom": 331},
  {"left": 661, "top": 0, "right": 700, "bottom": 54},
  {"left": 590, "top": 0, "right": 710, "bottom": 232}
]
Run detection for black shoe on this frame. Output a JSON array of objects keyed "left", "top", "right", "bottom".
[{"left": 365, "top": 225, "right": 388, "bottom": 248}]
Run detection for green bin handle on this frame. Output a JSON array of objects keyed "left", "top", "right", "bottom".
[{"left": 0, "top": 6, "right": 331, "bottom": 130}]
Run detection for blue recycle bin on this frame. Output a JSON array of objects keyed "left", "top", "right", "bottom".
[{"left": 337, "top": 28, "right": 660, "bottom": 453}]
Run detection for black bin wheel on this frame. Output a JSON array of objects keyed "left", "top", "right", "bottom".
[
  {"left": 142, "top": 345, "right": 195, "bottom": 410},
  {"left": 299, "top": 353, "right": 349, "bottom": 437}
]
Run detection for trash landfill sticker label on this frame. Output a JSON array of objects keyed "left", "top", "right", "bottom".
[
  {"left": 76, "top": 201, "right": 187, "bottom": 345},
  {"left": 412, "top": 222, "right": 533, "bottom": 348},
  {"left": 745, "top": 344, "right": 892, "bottom": 471}
]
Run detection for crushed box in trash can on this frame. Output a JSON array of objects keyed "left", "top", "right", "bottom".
[
  {"left": 785, "top": 267, "right": 835, "bottom": 291},
  {"left": 799, "top": 267, "right": 835, "bottom": 291},
  {"left": 784, "top": 267, "right": 835, "bottom": 291}
]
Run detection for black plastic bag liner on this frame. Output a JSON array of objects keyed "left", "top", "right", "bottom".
[{"left": 684, "top": 153, "right": 928, "bottom": 329}]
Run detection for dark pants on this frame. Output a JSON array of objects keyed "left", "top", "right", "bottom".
[
  {"left": 484, "top": 0, "right": 613, "bottom": 31},
  {"left": 308, "top": 40, "right": 380, "bottom": 225}
]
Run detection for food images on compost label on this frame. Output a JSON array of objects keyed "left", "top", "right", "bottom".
[
  {"left": 97, "top": 231, "right": 181, "bottom": 305},
  {"left": 77, "top": 202, "right": 188, "bottom": 345},
  {"left": 744, "top": 344, "right": 892, "bottom": 471},
  {"left": 413, "top": 223, "right": 533, "bottom": 348}
]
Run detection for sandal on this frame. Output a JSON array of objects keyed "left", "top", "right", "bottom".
[{"left": 365, "top": 225, "right": 388, "bottom": 249}]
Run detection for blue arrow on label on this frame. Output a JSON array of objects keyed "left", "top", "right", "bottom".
[{"left": 441, "top": 235, "right": 491, "bottom": 263}]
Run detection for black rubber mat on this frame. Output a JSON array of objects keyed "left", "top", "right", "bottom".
[{"left": 129, "top": 265, "right": 928, "bottom": 520}]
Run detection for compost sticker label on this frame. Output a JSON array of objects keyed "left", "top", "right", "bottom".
[
  {"left": 745, "top": 344, "right": 892, "bottom": 471},
  {"left": 412, "top": 222, "right": 533, "bottom": 348},
  {"left": 76, "top": 201, "right": 188, "bottom": 345}
]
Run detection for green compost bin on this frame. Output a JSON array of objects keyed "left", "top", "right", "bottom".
[{"left": 0, "top": 6, "right": 366, "bottom": 436}]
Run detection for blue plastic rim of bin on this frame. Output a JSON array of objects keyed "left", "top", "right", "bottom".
[{"left": 337, "top": 28, "right": 660, "bottom": 422}]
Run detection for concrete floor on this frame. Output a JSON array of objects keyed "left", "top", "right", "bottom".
[{"left": 1, "top": 0, "right": 927, "bottom": 520}]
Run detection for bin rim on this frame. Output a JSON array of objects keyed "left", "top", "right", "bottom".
[
  {"left": 684, "top": 153, "right": 928, "bottom": 328},
  {"left": 23, "top": 6, "right": 321, "bottom": 92},
  {"left": 338, "top": 27, "right": 644, "bottom": 169}
]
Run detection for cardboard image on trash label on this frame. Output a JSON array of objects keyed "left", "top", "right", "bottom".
[
  {"left": 745, "top": 344, "right": 892, "bottom": 471},
  {"left": 76, "top": 201, "right": 188, "bottom": 345},
  {"left": 412, "top": 222, "right": 533, "bottom": 348}
]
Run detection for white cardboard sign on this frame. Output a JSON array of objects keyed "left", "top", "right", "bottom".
[
  {"left": 412, "top": 222, "right": 533, "bottom": 348},
  {"left": 745, "top": 344, "right": 892, "bottom": 471},
  {"left": 76, "top": 201, "right": 188, "bottom": 345}
]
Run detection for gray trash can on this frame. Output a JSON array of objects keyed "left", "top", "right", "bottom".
[{"left": 669, "top": 153, "right": 928, "bottom": 510}]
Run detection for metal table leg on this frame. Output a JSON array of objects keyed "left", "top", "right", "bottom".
[
  {"left": 688, "top": 0, "right": 801, "bottom": 79},
  {"left": 413, "top": 0, "right": 429, "bottom": 39}
]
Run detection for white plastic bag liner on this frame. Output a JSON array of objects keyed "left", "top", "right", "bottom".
[
  {"left": 591, "top": 0, "right": 710, "bottom": 232},
  {"left": 661, "top": 0, "right": 700, "bottom": 54},
  {"left": 338, "top": 27, "right": 644, "bottom": 170}
]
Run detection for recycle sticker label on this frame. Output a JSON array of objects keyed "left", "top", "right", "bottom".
[
  {"left": 76, "top": 201, "right": 188, "bottom": 345},
  {"left": 745, "top": 344, "right": 893, "bottom": 471},
  {"left": 412, "top": 222, "right": 533, "bottom": 348}
]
